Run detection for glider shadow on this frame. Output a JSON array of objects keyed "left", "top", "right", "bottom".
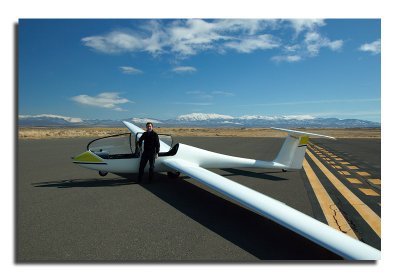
[
  {"left": 32, "top": 178, "right": 132, "bottom": 188},
  {"left": 140, "top": 173, "right": 340, "bottom": 260},
  {"left": 220, "top": 168, "right": 288, "bottom": 181},
  {"left": 31, "top": 173, "right": 339, "bottom": 260}
]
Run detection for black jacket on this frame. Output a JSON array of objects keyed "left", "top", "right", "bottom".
[{"left": 137, "top": 131, "right": 160, "bottom": 154}]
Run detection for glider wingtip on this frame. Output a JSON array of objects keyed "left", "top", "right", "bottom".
[{"left": 270, "top": 127, "right": 335, "bottom": 140}]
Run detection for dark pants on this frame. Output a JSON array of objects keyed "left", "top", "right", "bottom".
[{"left": 138, "top": 152, "right": 155, "bottom": 182}]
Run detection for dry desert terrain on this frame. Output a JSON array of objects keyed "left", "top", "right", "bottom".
[{"left": 18, "top": 127, "right": 381, "bottom": 139}]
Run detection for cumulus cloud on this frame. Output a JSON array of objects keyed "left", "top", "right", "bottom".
[
  {"left": 82, "top": 19, "right": 282, "bottom": 58},
  {"left": 271, "top": 55, "right": 302, "bottom": 63},
  {"left": 359, "top": 39, "right": 381, "bottom": 54},
  {"left": 304, "top": 31, "right": 343, "bottom": 56},
  {"left": 287, "top": 19, "right": 326, "bottom": 35},
  {"left": 172, "top": 66, "right": 197, "bottom": 73},
  {"left": 119, "top": 66, "right": 143, "bottom": 74},
  {"left": 71, "top": 92, "right": 132, "bottom": 111},
  {"left": 272, "top": 31, "right": 343, "bottom": 63},
  {"left": 224, "top": 34, "right": 279, "bottom": 53},
  {"left": 82, "top": 31, "right": 145, "bottom": 54},
  {"left": 81, "top": 19, "right": 344, "bottom": 62}
]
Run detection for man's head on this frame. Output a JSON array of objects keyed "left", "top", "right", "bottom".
[{"left": 146, "top": 122, "right": 153, "bottom": 132}]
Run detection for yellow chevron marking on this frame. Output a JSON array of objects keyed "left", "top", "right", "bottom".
[
  {"left": 357, "top": 171, "right": 371, "bottom": 177},
  {"left": 359, "top": 188, "right": 380, "bottom": 196},
  {"left": 347, "top": 178, "right": 362, "bottom": 184},
  {"left": 368, "top": 179, "right": 381, "bottom": 185}
]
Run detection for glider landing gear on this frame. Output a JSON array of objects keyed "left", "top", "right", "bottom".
[
  {"left": 282, "top": 169, "right": 287, "bottom": 172},
  {"left": 167, "top": 171, "right": 181, "bottom": 179},
  {"left": 99, "top": 171, "right": 108, "bottom": 177}
]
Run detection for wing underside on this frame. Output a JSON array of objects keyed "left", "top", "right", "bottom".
[{"left": 162, "top": 158, "right": 380, "bottom": 260}]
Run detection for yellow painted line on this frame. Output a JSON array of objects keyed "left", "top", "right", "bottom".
[
  {"left": 339, "top": 171, "right": 351, "bottom": 176},
  {"left": 303, "top": 160, "right": 357, "bottom": 239},
  {"left": 357, "top": 171, "right": 371, "bottom": 177},
  {"left": 368, "top": 179, "right": 381, "bottom": 185},
  {"left": 335, "top": 158, "right": 343, "bottom": 161},
  {"left": 340, "top": 161, "right": 350, "bottom": 165},
  {"left": 306, "top": 150, "right": 381, "bottom": 237},
  {"left": 347, "top": 166, "right": 359, "bottom": 170},
  {"left": 346, "top": 178, "right": 362, "bottom": 184},
  {"left": 334, "top": 165, "right": 342, "bottom": 170},
  {"left": 359, "top": 188, "right": 380, "bottom": 196}
]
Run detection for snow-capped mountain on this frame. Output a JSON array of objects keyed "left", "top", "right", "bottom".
[
  {"left": 177, "top": 113, "right": 234, "bottom": 121},
  {"left": 19, "top": 114, "right": 83, "bottom": 123},
  {"left": 18, "top": 114, "right": 84, "bottom": 126},
  {"left": 18, "top": 113, "right": 380, "bottom": 128}
]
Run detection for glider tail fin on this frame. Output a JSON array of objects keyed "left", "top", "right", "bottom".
[{"left": 272, "top": 127, "right": 335, "bottom": 169}]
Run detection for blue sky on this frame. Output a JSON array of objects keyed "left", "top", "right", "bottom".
[{"left": 18, "top": 19, "right": 381, "bottom": 122}]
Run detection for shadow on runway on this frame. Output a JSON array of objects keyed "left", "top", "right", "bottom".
[
  {"left": 31, "top": 173, "right": 341, "bottom": 260},
  {"left": 32, "top": 178, "right": 133, "bottom": 188},
  {"left": 141, "top": 173, "right": 341, "bottom": 260},
  {"left": 220, "top": 168, "right": 288, "bottom": 181}
]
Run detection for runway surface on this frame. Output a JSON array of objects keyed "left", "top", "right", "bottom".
[{"left": 17, "top": 136, "right": 381, "bottom": 261}]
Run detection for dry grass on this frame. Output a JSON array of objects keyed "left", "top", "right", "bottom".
[{"left": 19, "top": 127, "right": 381, "bottom": 139}]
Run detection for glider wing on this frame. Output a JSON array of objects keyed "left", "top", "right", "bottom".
[{"left": 162, "top": 158, "right": 380, "bottom": 260}]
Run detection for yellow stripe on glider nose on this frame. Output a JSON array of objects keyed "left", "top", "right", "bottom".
[
  {"left": 73, "top": 151, "right": 104, "bottom": 163},
  {"left": 299, "top": 136, "right": 309, "bottom": 146}
]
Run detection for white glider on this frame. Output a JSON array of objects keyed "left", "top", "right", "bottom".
[{"left": 72, "top": 121, "right": 381, "bottom": 260}]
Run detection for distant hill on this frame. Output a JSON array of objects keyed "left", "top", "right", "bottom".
[{"left": 18, "top": 113, "right": 381, "bottom": 128}]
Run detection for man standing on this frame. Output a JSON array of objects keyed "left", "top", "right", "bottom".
[{"left": 137, "top": 122, "right": 160, "bottom": 183}]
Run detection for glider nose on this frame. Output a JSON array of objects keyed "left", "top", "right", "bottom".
[{"left": 72, "top": 151, "right": 105, "bottom": 164}]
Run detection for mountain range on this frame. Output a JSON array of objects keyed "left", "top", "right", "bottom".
[{"left": 18, "top": 113, "right": 381, "bottom": 128}]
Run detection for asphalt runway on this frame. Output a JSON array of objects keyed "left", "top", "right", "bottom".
[{"left": 17, "top": 136, "right": 380, "bottom": 261}]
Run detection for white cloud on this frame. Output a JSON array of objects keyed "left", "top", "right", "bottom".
[
  {"left": 19, "top": 114, "right": 83, "bottom": 123},
  {"left": 71, "top": 92, "right": 132, "bottom": 111},
  {"left": 359, "top": 39, "right": 381, "bottom": 54},
  {"left": 119, "top": 66, "right": 143, "bottom": 74},
  {"left": 82, "top": 19, "right": 281, "bottom": 58},
  {"left": 172, "top": 66, "right": 197, "bottom": 73},
  {"left": 287, "top": 19, "right": 326, "bottom": 35},
  {"left": 273, "top": 31, "right": 343, "bottom": 63},
  {"left": 213, "top": 19, "right": 278, "bottom": 35},
  {"left": 131, "top": 117, "right": 162, "bottom": 124},
  {"left": 271, "top": 55, "right": 302, "bottom": 63},
  {"left": 304, "top": 31, "right": 343, "bottom": 56},
  {"left": 81, "top": 19, "right": 344, "bottom": 62},
  {"left": 224, "top": 34, "right": 279, "bottom": 53},
  {"left": 82, "top": 31, "right": 145, "bottom": 54}
]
